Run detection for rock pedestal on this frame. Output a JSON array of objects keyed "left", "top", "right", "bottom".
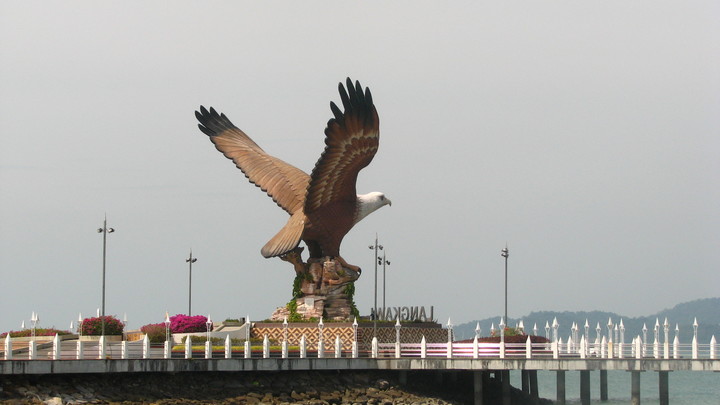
[{"left": 271, "top": 252, "right": 360, "bottom": 321}]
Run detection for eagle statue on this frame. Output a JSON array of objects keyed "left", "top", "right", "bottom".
[{"left": 195, "top": 78, "right": 391, "bottom": 273}]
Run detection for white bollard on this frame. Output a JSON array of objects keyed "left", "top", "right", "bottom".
[
  {"left": 317, "top": 336, "right": 324, "bottom": 358},
  {"left": 371, "top": 337, "right": 378, "bottom": 358},
  {"left": 185, "top": 336, "right": 192, "bottom": 359},
  {"left": 29, "top": 340, "right": 37, "bottom": 360},
  {"left": 4, "top": 335, "right": 12, "bottom": 360},
  {"left": 300, "top": 335, "right": 307, "bottom": 358},
  {"left": 420, "top": 336, "right": 427, "bottom": 359},
  {"left": 225, "top": 335, "right": 232, "bottom": 359},
  {"left": 710, "top": 336, "right": 717, "bottom": 360},
  {"left": 673, "top": 336, "right": 679, "bottom": 359},
  {"left": 98, "top": 336, "right": 106, "bottom": 360},
  {"left": 282, "top": 340, "right": 288, "bottom": 359},
  {"left": 579, "top": 336, "right": 586, "bottom": 359},
  {"left": 121, "top": 340, "right": 128, "bottom": 360},
  {"left": 447, "top": 340, "right": 453, "bottom": 359},
  {"left": 600, "top": 336, "right": 607, "bottom": 358},
  {"left": 263, "top": 335, "right": 270, "bottom": 358},
  {"left": 635, "top": 336, "right": 642, "bottom": 359},
  {"left": 692, "top": 336, "right": 698, "bottom": 360},
  {"left": 653, "top": 336, "right": 660, "bottom": 359},
  {"left": 352, "top": 340, "right": 358, "bottom": 359},
  {"left": 473, "top": 336, "right": 479, "bottom": 359},
  {"left": 335, "top": 335, "right": 342, "bottom": 358},
  {"left": 76, "top": 339, "right": 84, "bottom": 360},
  {"left": 205, "top": 340, "right": 212, "bottom": 359},
  {"left": 142, "top": 335, "right": 149, "bottom": 359},
  {"left": 552, "top": 340, "right": 559, "bottom": 359},
  {"left": 244, "top": 340, "right": 251, "bottom": 359},
  {"left": 52, "top": 334, "right": 61, "bottom": 360},
  {"left": 526, "top": 335, "right": 532, "bottom": 359}
]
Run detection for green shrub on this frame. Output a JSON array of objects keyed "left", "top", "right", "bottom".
[
  {"left": 140, "top": 323, "right": 169, "bottom": 343},
  {"left": 179, "top": 336, "right": 273, "bottom": 346},
  {"left": 0, "top": 328, "right": 72, "bottom": 338}
]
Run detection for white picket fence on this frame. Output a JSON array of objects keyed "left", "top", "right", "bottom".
[{"left": 2, "top": 332, "right": 717, "bottom": 361}]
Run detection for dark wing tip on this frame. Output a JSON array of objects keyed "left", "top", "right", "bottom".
[{"left": 195, "top": 105, "right": 235, "bottom": 137}]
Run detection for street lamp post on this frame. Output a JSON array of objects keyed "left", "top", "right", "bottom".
[
  {"left": 544, "top": 321, "right": 550, "bottom": 340},
  {"left": 352, "top": 317, "right": 358, "bottom": 357},
  {"left": 395, "top": 318, "right": 401, "bottom": 346},
  {"left": 501, "top": 245, "right": 509, "bottom": 323},
  {"left": 205, "top": 316, "right": 213, "bottom": 359},
  {"left": 368, "top": 235, "right": 383, "bottom": 337},
  {"left": 122, "top": 313, "right": 128, "bottom": 339},
  {"left": 380, "top": 252, "right": 390, "bottom": 318},
  {"left": 164, "top": 312, "right": 171, "bottom": 343},
  {"left": 97, "top": 215, "right": 115, "bottom": 336},
  {"left": 318, "top": 317, "right": 324, "bottom": 358},
  {"left": 30, "top": 312, "right": 38, "bottom": 340},
  {"left": 186, "top": 250, "right": 198, "bottom": 316},
  {"left": 584, "top": 319, "right": 590, "bottom": 345}
]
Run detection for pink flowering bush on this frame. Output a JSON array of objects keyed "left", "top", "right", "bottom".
[
  {"left": 170, "top": 314, "right": 212, "bottom": 334},
  {"left": 80, "top": 316, "right": 124, "bottom": 336}
]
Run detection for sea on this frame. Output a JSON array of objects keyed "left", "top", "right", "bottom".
[{"left": 515, "top": 370, "right": 720, "bottom": 404}]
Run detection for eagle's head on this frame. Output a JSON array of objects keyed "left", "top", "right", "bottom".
[{"left": 355, "top": 192, "right": 392, "bottom": 224}]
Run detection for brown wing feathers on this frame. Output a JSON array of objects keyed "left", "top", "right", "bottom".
[
  {"left": 304, "top": 79, "right": 379, "bottom": 213},
  {"left": 195, "top": 106, "right": 309, "bottom": 215}
]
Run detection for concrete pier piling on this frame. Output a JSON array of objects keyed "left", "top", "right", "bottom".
[
  {"left": 631, "top": 371, "right": 641, "bottom": 405},
  {"left": 556, "top": 370, "right": 566, "bottom": 405},
  {"left": 580, "top": 370, "right": 591, "bottom": 405}
]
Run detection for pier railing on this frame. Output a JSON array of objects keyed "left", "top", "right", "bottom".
[{"left": 2, "top": 332, "right": 716, "bottom": 361}]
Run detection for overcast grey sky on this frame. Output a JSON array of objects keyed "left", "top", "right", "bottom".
[{"left": 1, "top": 1, "right": 718, "bottom": 334}]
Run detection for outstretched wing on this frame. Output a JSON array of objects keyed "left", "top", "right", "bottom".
[
  {"left": 196, "top": 106, "right": 310, "bottom": 215},
  {"left": 304, "top": 78, "right": 380, "bottom": 214}
]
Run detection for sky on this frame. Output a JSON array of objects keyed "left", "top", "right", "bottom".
[{"left": 1, "top": 1, "right": 718, "bottom": 334}]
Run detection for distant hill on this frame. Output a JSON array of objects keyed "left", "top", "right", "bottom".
[{"left": 453, "top": 297, "right": 719, "bottom": 344}]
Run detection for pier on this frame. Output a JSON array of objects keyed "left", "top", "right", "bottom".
[{"left": 2, "top": 321, "right": 718, "bottom": 405}]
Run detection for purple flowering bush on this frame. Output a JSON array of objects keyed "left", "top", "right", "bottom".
[
  {"left": 80, "top": 316, "right": 124, "bottom": 336},
  {"left": 170, "top": 314, "right": 212, "bottom": 333}
]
